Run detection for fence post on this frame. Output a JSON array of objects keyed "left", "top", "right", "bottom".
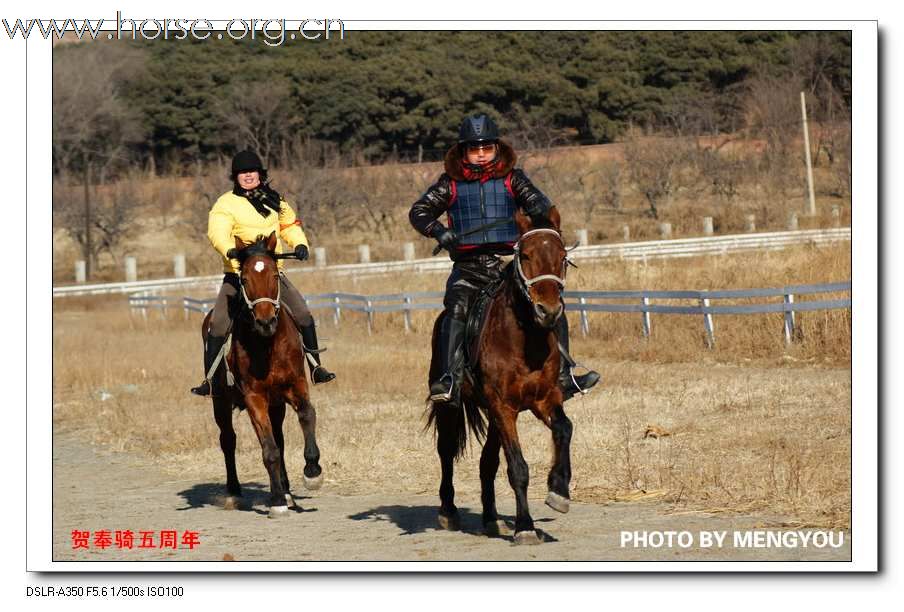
[
  {"left": 783, "top": 293, "right": 796, "bottom": 345},
  {"left": 576, "top": 229, "right": 589, "bottom": 247},
  {"left": 703, "top": 217, "right": 714, "bottom": 236},
  {"left": 659, "top": 223, "right": 672, "bottom": 239},
  {"left": 700, "top": 297, "right": 715, "bottom": 348},
  {"left": 125, "top": 257, "right": 137, "bottom": 282},
  {"left": 174, "top": 254, "right": 186, "bottom": 278},
  {"left": 314, "top": 247, "right": 327, "bottom": 267},
  {"left": 579, "top": 296, "right": 589, "bottom": 336},
  {"left": 75, "top": 260, "right": 86, "bottom": 283},
  {"left": 788, "top": 213, "right": 799, "bottom": 231},
  {"left": 358, "top": 245, "right": 371, "bottom": 263},
  {"left": 403, "top": 295, "right": 412, "bottom": 333},
  {"left": 403, "top": 242, "right": 416, "bottom": 261},
  {"left": 832, "top": 205, "right": 841, "bottom": 228},
  {"left": 745, "top": 214, "right": 756, "bottom": 233},
  {"left": 621, "top": 225, "right": 631, "bottom": 241},
  {"left": 183, "top": 297, "right": 189, "bottom": 321},
  {"left": 366, "top": 299, "right": 373, "bottom": 335},
  {"left": 333, "top": 296, "right": 341, "bottom": 327},
  {"left": 641, "top": 296, "right": 651, "bottom": 338}
]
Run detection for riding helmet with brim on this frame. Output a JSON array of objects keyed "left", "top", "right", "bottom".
[{"left": 458, "top": 114, "right": 499, "bottom": 146}]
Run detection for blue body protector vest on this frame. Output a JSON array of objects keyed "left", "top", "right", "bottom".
[{"left": 448, "top": 176, "right": 519, "bottom": 247}]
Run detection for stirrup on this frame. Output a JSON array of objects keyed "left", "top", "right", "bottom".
[
  {"left": 429, "top": 373, "right": 456, "bottom": 402},
  {"left": 561, "top": 364, "right": 600, "bottom": 399},
  {"left": 191, "top": 380, "right": 211, "bottom": 397}
]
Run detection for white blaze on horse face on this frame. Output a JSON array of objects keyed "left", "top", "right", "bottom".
[{"left": 254, "top": 261, "right": 265, "bottom": 273}]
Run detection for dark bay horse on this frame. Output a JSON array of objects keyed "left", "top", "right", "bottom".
[
  {"left": 427, "top": 207, "right": 574, "bottom": 545},
  {"left": 201, "top": 232, "right": 323, "bottom": 518}
]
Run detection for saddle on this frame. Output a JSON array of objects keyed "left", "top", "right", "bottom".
[{"left": 460, "top": 264, "right": 510, "bottom": 380}]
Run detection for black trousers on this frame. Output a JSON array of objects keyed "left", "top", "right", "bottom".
[{"left": 443, "top": 255, "right": 505, "bottom": 322}]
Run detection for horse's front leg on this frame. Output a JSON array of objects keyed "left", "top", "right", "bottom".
[
  {"left": 213, "top": 395, "right": 242, "bottom": 506},
  {"left": 294, "top": 394, "right": 323, "bottom": 490},
  {"left": 543, "top": 403, "right": 573, "bottom": 514},
  {"left": 269, "top": 401, "right": 296, "bottom": 508},
  {"left": 495, "top": 404, "right": 540, "bottom": 545},
  {"left": 244, "top": 393, "right": 288, "bottom": 518}
]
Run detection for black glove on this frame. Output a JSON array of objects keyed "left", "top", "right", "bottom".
[
  {"left": 294, "top": 244, "right": 310, "bottom": 261},
  {"left": 433, "top": 227, "right": 459, "bottom": 251},
  {"left": 226, "top": 248, "right": 239, "bottom": 260},
  {"left": 523, "top": 202, "right": 548, "bottom": 224}
]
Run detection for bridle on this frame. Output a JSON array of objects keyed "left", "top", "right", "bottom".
[
  {"left": 512, "top": 228, "right": 570, "bottom": 304},
  {"left": 239, "top": 259, "right": 281, "bottom": 314}
]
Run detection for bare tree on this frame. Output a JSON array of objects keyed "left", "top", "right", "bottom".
[
  {"left": 696, "top": 147, "right": 749, "bottom": 203},
  {"left": 623, "top": 130, "right": 694, "bottom": 219},
  {"left": 52, "top": 42, "right": 146, "bottom": 278},
  {"left": 52, "top": 176, "right": 142, "bottom": 270},
  {"left": 210, "top": 79, "right": 301, "bottom": 168}
]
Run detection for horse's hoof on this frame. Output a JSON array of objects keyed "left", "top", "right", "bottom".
[
  {"left": 437, "top": 512, "right": 461, "bottom": 531},
  {"left": 303, "top": 474, "right": 323, "bottom": 490},
  {"left": 268, "top": 505, "right": 290, "bottom": 519},
  {"left": 545, "top": 491, "right": 570, "bottom": 514},
  {"left": 285, "top": 493, "right": 297, "bottom": 508},
  {"left": 484, "top": 520, "right": 507, "bottom": 537},
  {"left": 223, "top": 496, "right": 241, "bottom": 511},
  {"left": 513, "top": 530, "right": 542, "bottom": 546}
]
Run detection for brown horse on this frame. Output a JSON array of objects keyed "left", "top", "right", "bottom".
[
  {"left": 201, "top": 232, "right": 323, "bottom": 518},
  {"left": 427, "top": 207, "right": 573, "bottom": 545}
]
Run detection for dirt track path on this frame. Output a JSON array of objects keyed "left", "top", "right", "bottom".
[{"left": 52, "top": 431, "right": 850, "bottom": 563}]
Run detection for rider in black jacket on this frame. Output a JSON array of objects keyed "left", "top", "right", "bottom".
[{"left": 409, "top": 114, "right": 600, "bottom": 405}]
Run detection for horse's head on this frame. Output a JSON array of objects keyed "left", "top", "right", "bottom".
[
  {"left": 513, "top": 206, "right": 568, "bottom": 329},
  {"left": 235, "top": 232, "right": 281, "bottom": 337}
]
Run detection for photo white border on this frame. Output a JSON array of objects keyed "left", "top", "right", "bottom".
[{"left": 12, "top": 8, "right": 877, "bottom": 578}]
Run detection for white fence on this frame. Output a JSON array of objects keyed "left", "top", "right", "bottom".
[
  {"left": 130, "top": 281, "right": 851, "bottom": 346},
  {"left": 55, "top": 227, "right": 850, "bottom": 298}
]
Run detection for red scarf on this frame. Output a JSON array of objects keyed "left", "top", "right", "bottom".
[{"left": 460, "top": 158, "right": 505, "bottom": 183}]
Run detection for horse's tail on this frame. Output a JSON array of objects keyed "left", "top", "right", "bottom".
[{"left": 424, "top": 313, "right": 486, "bottom": 459}]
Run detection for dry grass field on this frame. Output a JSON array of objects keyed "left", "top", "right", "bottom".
[{"left": 52, "top": 243, "right": 851, "bottom": 529}]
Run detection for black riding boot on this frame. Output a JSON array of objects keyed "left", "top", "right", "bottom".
[
  {"left": 555, "top": 316, "right": 601, "bottom": 401},
  {"left": 190, "top": 334, "right": 228, "bottom": 396},
  {"left": 300, "top": 323, "right": 335, "bottom": 385},
  {"left": 430, "top": 316, "right": 466, "bottom": 404}
]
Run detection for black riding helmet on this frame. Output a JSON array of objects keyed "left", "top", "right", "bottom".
[
  {"left": 458, "top": 114, "right": 499, "bottom": 146},
  {"left": 231, "top": 150, "right": 265, "bottom": 179}
]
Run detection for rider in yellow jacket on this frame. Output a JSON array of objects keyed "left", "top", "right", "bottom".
[
  {"left": 191, "top": 150, "right": 336, "bottom": 396},
  {"left": 207, "top": 188, "right": 308, "bottom": 273}
]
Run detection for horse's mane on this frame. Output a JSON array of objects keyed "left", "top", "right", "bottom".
[
  {"left": 236, "top": 236, "right": 277, "bottom": 264},
  {"left": 524, "top": 216, "right": 558, "bottom": 232}
]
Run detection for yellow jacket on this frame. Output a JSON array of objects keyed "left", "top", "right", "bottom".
[{"left": 208, "top": 191, "right": 310, "bottom": 274}]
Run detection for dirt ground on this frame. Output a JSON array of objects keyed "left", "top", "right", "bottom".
[{"left": 52, "top": 429, "right": 850, "bottom": 563}]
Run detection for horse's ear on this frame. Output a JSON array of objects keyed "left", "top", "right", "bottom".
[
  {"left": 234, "top": 236, "right": 246, "bottom": 251},
  {"left": 266, "top": 231, "right": 278, "bottom": 252},
  {"left": 514, "top": 208, "right": 532, "bottom": 235},
  {"left": 548, "top": 206, "right": 561, "bottom": 231}
]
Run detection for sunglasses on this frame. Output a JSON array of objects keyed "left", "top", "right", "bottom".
[{"left": 466, "top": 142, "right": 497, "bottom": 153}]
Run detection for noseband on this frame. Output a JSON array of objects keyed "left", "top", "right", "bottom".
[{"left": 513, "top": 228, "right": 568, "bottom": 305}]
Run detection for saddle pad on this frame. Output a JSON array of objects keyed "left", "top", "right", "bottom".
[{"left": 463, "top": 264, "right": 510, "bottom": 373}]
